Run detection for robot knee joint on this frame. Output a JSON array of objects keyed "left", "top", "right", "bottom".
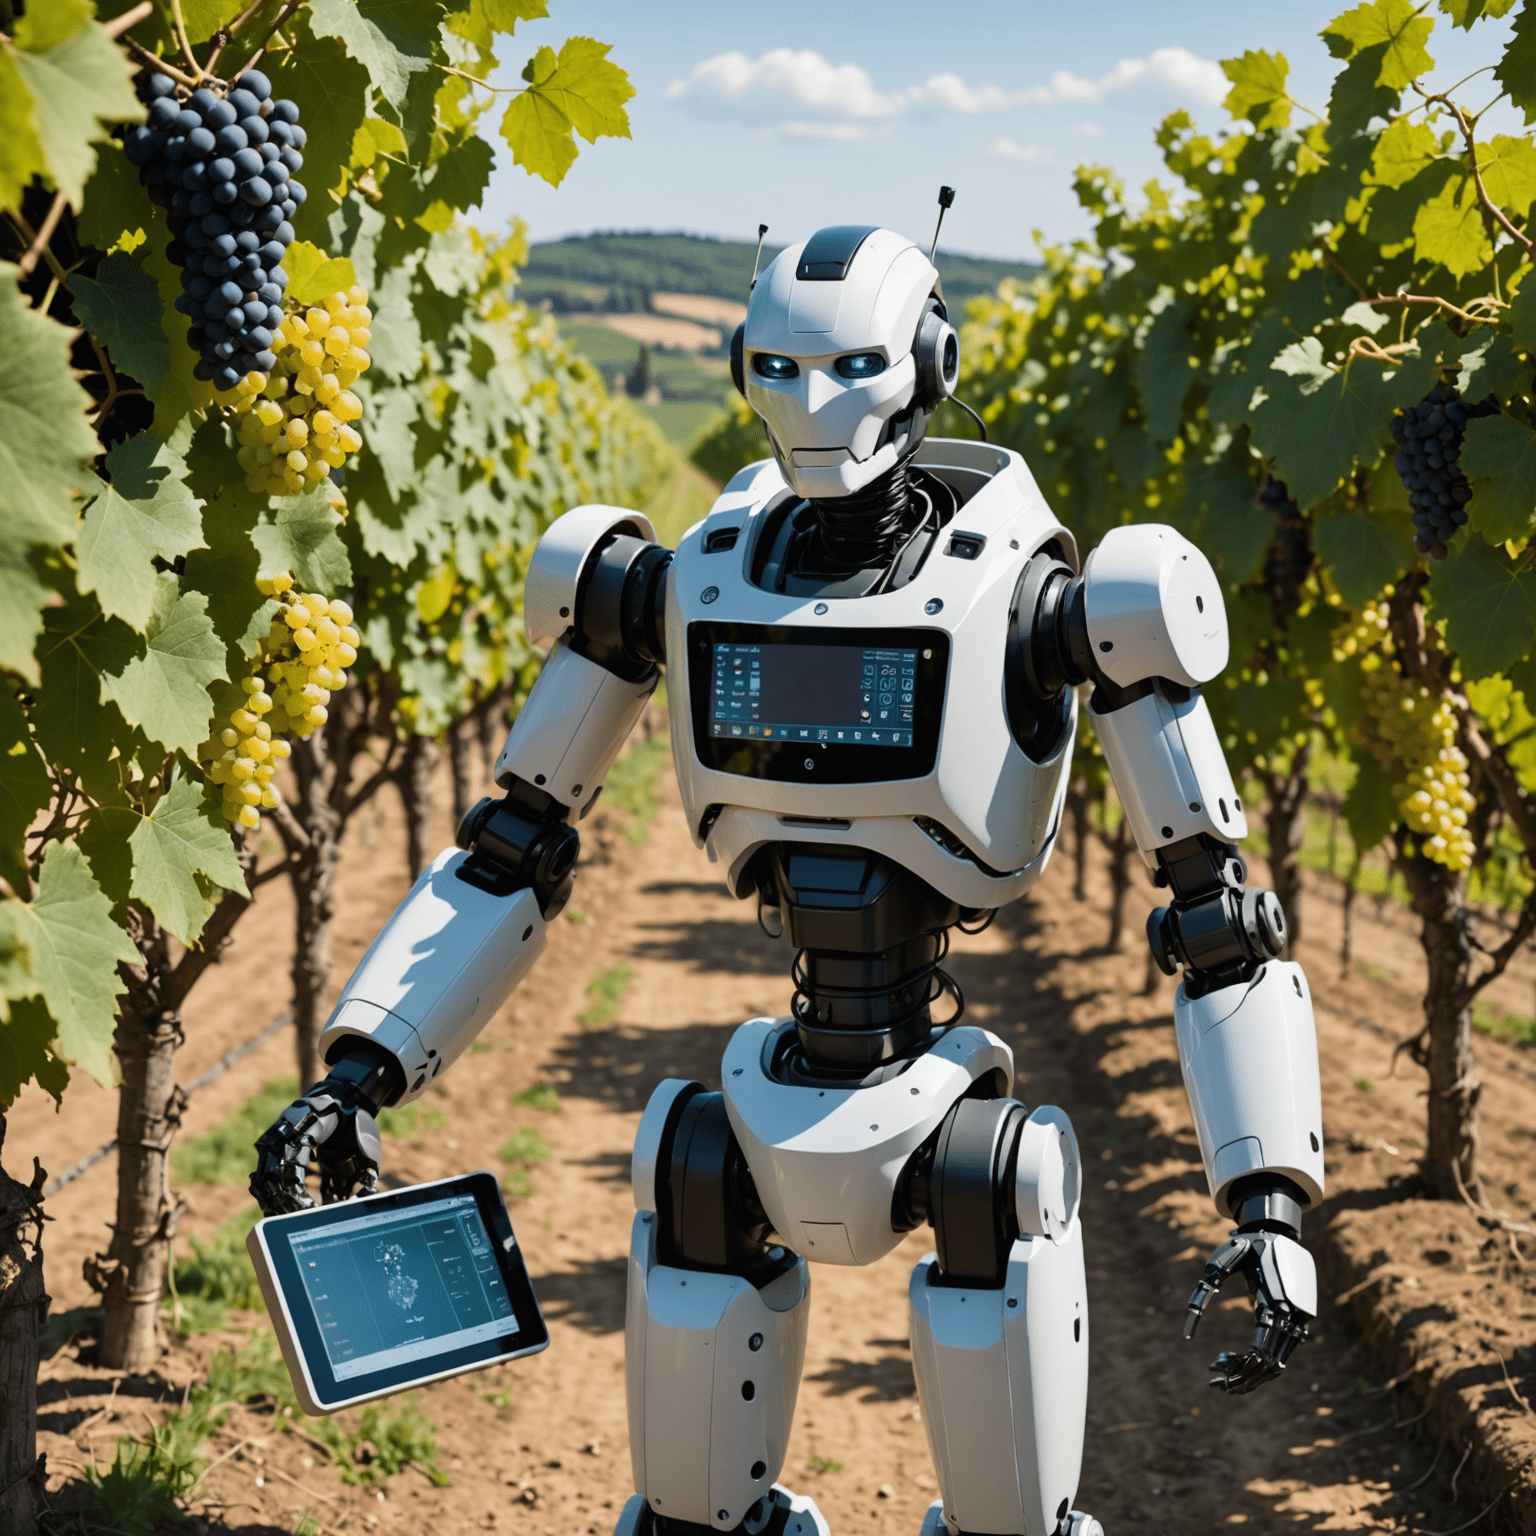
[
  {"left": 634, "top": 1080, "right": 775, "bottom": 1273},
  {"left": 900, "top": 1098, "right": 1082, "bottom": 1287}
]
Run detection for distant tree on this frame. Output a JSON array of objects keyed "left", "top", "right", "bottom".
[{"left": 628, "top": 343, "right": 652, "bottom": 398}]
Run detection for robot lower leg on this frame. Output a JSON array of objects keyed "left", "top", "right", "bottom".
[
  {"left": 903, "top": 1098, "right": 1100, "bottom": 1536},
  {"left": 622, "top": 1083, "right": 829, "bottom": 1536}
]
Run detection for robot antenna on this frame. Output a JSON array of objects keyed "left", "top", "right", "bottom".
[
  {"left": 749, "top": 223, "right": 770, "bottom": 292},
  {"left": 929, "top": 186, "right": 955, "bottom": 265}
]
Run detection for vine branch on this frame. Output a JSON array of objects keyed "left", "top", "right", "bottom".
[{"left": 16, "top": 192, "right": 66, "bottom": 278}]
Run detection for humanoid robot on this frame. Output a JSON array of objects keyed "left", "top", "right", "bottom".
[{"left": 253, "top": 209, "right": 1325, "bottom": 1536}]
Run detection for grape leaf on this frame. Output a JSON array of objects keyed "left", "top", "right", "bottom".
[
  {"left": 1325, "top": 49, "right": 1402, "bottom": 138},
  {"left": 349, "top": 114, "right": 407, "bottom": 173},
  {"left": 1222, "top": 49, "right": 1291, "bottom": 130},
  {"left": 0, "top": 50, "right": 49, "bottom": 211},
  {"left": 1429, "top": 537, "right": 1536, "bottom": 678},
  {"left": 77, "top": 431, "right": 205, "bottom": 630},
  {"left": 447, "top": 0, "right": 548, "bottom": 51},
  {"left": 1477, "top": 134, "right": 1536, "bottom": 220},
  {"left": 178, "top": 0, "right": 245, "bottom": 44},
  {"left": 266, "top": 31, "right": 372, "bottom": 240},
  {"left": 1460, "top": 413, "right": 1536, "bottom": 544},
  {"left": 136, "top": 230, "right": 215, "bottom": 432},
  {"left": 183, "top": 494, "right": 279, "bottom": 657},
  {"left": 1412, "top": 175, "right": 1489, "bottom": 277},
  {"left": 362, "top": 261, "right": 422, "bottom": 378},
  {"left": 418, "top": 134, "right": 494, "bottom": 224},
  {"left": 1134, "top": 301, "right": 1194, "bottom": 444},
  {"left": 0, "top": 688, "right": 50, "bottom": 895},
  {"left": 499, "top": 37, "right": 633, "bottom": 189},
  {"left": 9, "top": 14, "right": 141, "bottom": 205},
  {"left": 1323, "top": 0, "right": 1435, "bottom": 87},
  {"left": 253, "top": 489, "right": 353, "bottom": 591},
  {"left": 283, "top": 239, "right": 359, "bottom": 306},
  {"left": 309, "top": 0, "right": 435, "bottom": 109},
  {"left": 0, "top": 264, "right": 98, "bottom": 679},
  {"left": 1251, "top": 346, "right": 1436, "bottom": 508},
  {"left": 1494, "top": 0, "right": 1536, "bottom": 124},
  {"left": 128, "top": 773, "right": 246, "bottom": 947},
  {"left": 1343, "top": 749, "right": 1398, "bottom": 854},
  {"left": 30, "top": 597, "right": 138, "bottom": 802},
  {"left": 13, "top": 841, "right": 138, "bottom": 1088},
  {"left": 1369, "top": 116, "right": 1440, "bottom": 188},
  {"left": 1315, "top": 510, "right": 1415, "bottom": 607},
  {"left": 68, "top": 253, "right": 168, "bottom": 398},
  {"left": 75, "top": 143, "right": 154, "bottom": 255},
  {"left": 100, "top": 578, "right": 228, "bottom": 758},
  {"left": 0, "top": 264, "right": 98, "bottom": 546},
  {"left": 1438, "top": 0, "right": 1516, "bottom": 27}
]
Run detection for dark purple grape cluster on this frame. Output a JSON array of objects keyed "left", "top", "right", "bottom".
[
  {"left": 1391, "top": 381, "right": 1498, "bottom": 561},
  {"left": 124, "top": 68, "right": 307, "bottom": 393},
  {"left": 1258, "top": 476, "right": 1314, "bottom": 623}
]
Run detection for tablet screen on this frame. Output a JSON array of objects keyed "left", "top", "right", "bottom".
[
  {"left": 253, "top": 1171, "right": 547, "bottom": 1412},
  {"left": 291, "top": 1191, "right": 520, "bottom": 1381}
]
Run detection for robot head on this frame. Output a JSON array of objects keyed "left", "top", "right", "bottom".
[{"left": 731, "top": 226, "right": 958, "bottom": 500}]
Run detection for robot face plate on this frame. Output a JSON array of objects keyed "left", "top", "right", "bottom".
[{"left": 743, "top": 227, "right": 940, "bottom": 499}]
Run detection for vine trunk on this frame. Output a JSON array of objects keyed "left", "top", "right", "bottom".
[
  {"left": 1262, "top": 747, "right": 1311, "bottom": 950},
  {"left": 0, "top": 1113, "right": 47, "bottom": 1536},
  {"left": 1394, "top": 845, "right": 1479, "bottom": 1199}
]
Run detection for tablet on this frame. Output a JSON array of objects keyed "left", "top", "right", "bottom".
[{"left": 247, "top": 1170, "right": 548, "bottom": 1415}]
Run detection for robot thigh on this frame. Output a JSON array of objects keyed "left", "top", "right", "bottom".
[{"left": 910, "top": 1222, "right": 1089, "bottom": 1536}]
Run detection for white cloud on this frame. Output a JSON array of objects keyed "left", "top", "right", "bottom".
[
  {"left": 991, "top": 137, "right": 1053, "bottom": 162},
  {"left": 1074, "top": 122, "right": 1104, "bottom": 137},
  {"left": 665, "top": 46, "right": 1225, "bottom": 137}
]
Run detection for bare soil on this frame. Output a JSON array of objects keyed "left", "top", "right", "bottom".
[{"left": 12, "top": 729, "right": 1536, "bottom": 1536}]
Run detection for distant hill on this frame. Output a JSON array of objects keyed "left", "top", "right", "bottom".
[{"left": 519, "top": 230, "right": 1039, "bottom": 315}]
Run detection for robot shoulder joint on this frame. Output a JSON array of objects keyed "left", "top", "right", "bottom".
[
  {"left": 525, "top": 505, "right": 664, "bottom": 654},
  {"left": 1082, "top": 524, "right": 1228, "bottom": 689}
]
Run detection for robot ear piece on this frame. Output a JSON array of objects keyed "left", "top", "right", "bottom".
[
  {"left": 913, "top": 306, "right": 959, "bottom": 412},
  {"left": 730, "top": 324, "right": 746, "bottom": 397}
]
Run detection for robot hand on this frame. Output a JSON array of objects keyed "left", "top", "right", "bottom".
[
  {"left": 1183, "top": 1230, "right": 1316, "bottom": 1394},
  {"left": 250, "top": 1043, "right": 402, "bottom": 1215}
]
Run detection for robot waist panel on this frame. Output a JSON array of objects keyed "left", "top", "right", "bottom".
[
  {"left": 722, "top": 1018, "right": 1013, "bottom": 1267},
  {"left": 706, "top": 807, "right": 1064, "bottom": 912}
]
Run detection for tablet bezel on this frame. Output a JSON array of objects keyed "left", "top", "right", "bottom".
[{"left": 247, "top": 1169, "right": 548, "bottom": 1415}]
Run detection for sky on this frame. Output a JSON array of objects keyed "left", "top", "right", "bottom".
[{"left": 470, "top": 1, "right": 1523, "bottom": 264}]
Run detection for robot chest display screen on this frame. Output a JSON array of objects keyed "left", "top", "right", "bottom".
[
  {"left": 688, "top": 622, "right": 948, "bottom": 784},
  {"left": 711, "top": 643, "right": 917, "bottom": 746}
]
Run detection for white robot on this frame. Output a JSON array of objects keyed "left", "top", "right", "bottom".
[{"left": 254, "top": 202, "right": 1325, "bottom": 1536}]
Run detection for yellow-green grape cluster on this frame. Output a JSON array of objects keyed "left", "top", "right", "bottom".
[
  {"left": 265, "top": 586, "right": 358, "bottom": 740},
  {"left": 218, "top": 285, "right": 371, "bottom": 496},
  {"left": 207, "top": 671, "right": 289, "bottom": 830},
  {"left": 1331, "top": 598, "right": 1390, "bottom": 662},
  {"left": 1360, "top": 659, "right": 1475, "bottom": 871}
]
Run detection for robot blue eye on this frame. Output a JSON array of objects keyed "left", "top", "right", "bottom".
[
  {"left": 835, "top": 352, "right": 886, "bottom": 379},
  {"left": 752, "top": 354, "right": 800, "bottom": 380}
]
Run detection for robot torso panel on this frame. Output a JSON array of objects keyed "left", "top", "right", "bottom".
[{"left": 665, "top": 440, "right": 1078, "bottom": 916}]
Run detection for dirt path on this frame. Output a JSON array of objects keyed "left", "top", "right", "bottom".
[{"left": 17, "top": 736, "right": 1536, "bottom": 1535}]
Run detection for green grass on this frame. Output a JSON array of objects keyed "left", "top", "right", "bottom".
[
  {"left": 579, "top": 963, "right": 632, "bottom": 1029},
  {"left": 309, "top": 1394, "right": 448, "bottom": 1487},
  {"left": 377, "top": 1101, "right": 449, "bottom": 1139},
  {"left": 808, "top": 1455, "right": 843, "bottom": 1475},
  {"left": 643, "top": 457, "right": 720, "bottom": 548},
  {"left": 637, "top": 399, "right": 724, "bottom": 450},
  {"left": 166, "top": 1206, "right": 264, "bottom": 1336},
  {"left": 173, "top": 1078, "right": 300, "bottom": 1186},
  {"left": 602, "top": 737, "right": 672, "bottom": 847},
  {"left": 1473, "top": 998, "right": 1536, "bottom": 1045},
  {"left": 498, "top": 1126, "right": 551, "bottom": 1199},
  {"left": 511, "top": 1083, "right": 560, "bottom": 1113}
]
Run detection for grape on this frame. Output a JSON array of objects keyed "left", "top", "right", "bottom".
[
  {"left": 1390, "top": 379, "right": 1500, "bottom": 562},
  {"left": 200, "top": 572, "right": 359, "bottom": 832},
  {"left": 128, "top": 66, "right": 307, "bottom": 394},
  {"left": 222, "top": 285, "right": 374, "bottom": 496}
]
